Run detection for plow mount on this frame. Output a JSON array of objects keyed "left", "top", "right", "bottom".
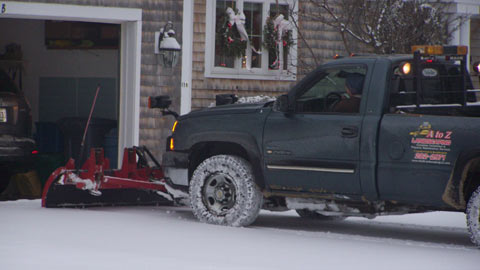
[{"left": 41, "top": 147, "right": 188, "bottom": 208}]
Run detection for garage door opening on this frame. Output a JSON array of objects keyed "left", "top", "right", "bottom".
[{"left": 0, "top": 2, "right": 142, "bottom": 197}]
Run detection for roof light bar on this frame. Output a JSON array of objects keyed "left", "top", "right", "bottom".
[{"left": 411, "top": 45, "right": 468, "bottom": 56}]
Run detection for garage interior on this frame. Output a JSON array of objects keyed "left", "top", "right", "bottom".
[{"left": 0, "top": 18, "right": 120, "bottom": 197}]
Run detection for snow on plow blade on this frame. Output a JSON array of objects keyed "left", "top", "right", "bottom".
[{"left": 41, "top": 147, "right": 188, "bottom": 208}]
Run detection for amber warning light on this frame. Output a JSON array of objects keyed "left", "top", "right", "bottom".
[
  {"left": 473, "top": 61, "right": 480, "bottom": 74},
  {"left": 169, "top": 138, "right": 175, "bottom": 151},
  {"left": 400, "top": 62, "right": 411, "bottom": 75},
  {"left": 172, "top": 121, "right": 178, "bottom": 133},
  {"left": 412, "top": 45, "right": 468, "bottom": 56}
]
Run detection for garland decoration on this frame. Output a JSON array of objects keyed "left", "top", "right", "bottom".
[
  {"left": 263, "top": 15, "right": 294, "bottom": 69},
  {"left": 216, "top": 8, "right": 247, "bottom": 59}
]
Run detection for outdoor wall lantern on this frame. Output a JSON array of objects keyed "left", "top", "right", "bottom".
[{"left": 155, "top": 21, "right": 181, "bottom": 68}]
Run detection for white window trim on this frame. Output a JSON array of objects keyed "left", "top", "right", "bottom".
[{"left": 205, "top": 0, "right": 298, "bottom": 81}]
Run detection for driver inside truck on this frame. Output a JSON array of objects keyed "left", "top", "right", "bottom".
[{"left": 333, "top": 73, "right": 364, "bottom": 113}]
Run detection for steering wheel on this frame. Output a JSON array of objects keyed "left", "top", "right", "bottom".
[{"left": 325, "top": 92, "right": 343, "bottom": 111}]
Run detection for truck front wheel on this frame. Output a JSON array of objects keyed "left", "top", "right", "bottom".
[
  {"left": 189, "top": 155, "right": 263, "bottom": 227},
  {"left": 467, "top": 185, "right": 480, "bottom": 247}
]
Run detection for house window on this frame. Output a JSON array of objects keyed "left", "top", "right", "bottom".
[
  {"left": 243, "top": 2, "right": 263, "bottom": 69},
  {"left": 205, "top": 0, "right": 297, "bottom": 81}
]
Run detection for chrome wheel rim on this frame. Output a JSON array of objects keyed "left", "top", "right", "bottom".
[{"left": 202, "top": 173, "right": 236, "bottom": 216}]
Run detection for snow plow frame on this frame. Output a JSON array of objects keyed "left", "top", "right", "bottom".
[{"left": 41, "top": 147, "right": 186, "bottom": 208}]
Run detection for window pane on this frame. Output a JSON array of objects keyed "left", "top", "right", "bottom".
[
  {"left": 215, "top": 0, "right": 236, "bottom": 68},
  {"left": 269, "top": 3, "right": 288, "bottom": 18},
  {"left": 268, "top": 4, "right": 289, "bottom": 70},
  {"left": 244, "top": 2, "right": 262, "bottom": 69},
  {"left": 296, "top": 66, "right": 366, "bottom": 113}
]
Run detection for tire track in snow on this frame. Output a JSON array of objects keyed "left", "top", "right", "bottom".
[{"left": 252, "top": 214, "right": 478, "bottom": 251}]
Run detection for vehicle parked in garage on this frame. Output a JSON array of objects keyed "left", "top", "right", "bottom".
[
  {"left": 162, "top": 45, "right": 480, "bottom": 247},
  {"left": 0, "top": 68, "right": 35, "bottom": 162}
]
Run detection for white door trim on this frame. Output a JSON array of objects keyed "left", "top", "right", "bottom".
[
  {"left": 180, "top": 0, "right": 193, "bottom": 115},
  {"left": 0, "top": 1, "right": 142, "bottom": 163}
]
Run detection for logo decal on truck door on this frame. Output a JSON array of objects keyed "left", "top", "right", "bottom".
[{"left": 409, "top": 122, "right": 452, "bottom": 165}]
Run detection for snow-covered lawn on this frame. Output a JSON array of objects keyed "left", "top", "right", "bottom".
[{"left": 1, "top": 200, "right": 478, "bottom": 270}]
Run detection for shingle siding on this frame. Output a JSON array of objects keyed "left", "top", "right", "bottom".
[{"left": 470, "top": 18, "right": 480, "bottom": 89}]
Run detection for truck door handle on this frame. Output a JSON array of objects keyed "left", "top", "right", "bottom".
[{"left": 341, "top": 127, "right": 358, "bottom": 138}]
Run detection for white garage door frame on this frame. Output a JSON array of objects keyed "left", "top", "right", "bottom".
[{"left": 0, "top": 1, "right": 142, "bottom": 159}]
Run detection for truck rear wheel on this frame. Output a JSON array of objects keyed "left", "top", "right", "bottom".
[
  {"left": 189, "top": 155, "right": 263, "bottom": 227},
  {"left": 296, "top": 209, "right": 347, "bottom": 221},
  {"left": 467, "top": 185, "right": 480, "bottom": 247}
]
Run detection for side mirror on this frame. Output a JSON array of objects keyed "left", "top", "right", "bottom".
[
  {"left": 148, "top": 95, "right": 172, "bottom": 109},
  {"left": 148, "top": 95, "right": 179, "bottom": 119},
  {"left": 274, "top": 94, "right": 291, "bottom": 112}
]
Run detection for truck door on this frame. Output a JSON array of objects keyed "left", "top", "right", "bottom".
[
  {"left": 377, "top": 59, "right": 469, "bottom": 206},
  {"left": 263, "top": 64, "right": 368, "bottom": 195}
]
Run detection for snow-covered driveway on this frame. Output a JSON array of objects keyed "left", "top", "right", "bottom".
[{"left": 1, "top": 200, "right": 478, "bottom": 270}]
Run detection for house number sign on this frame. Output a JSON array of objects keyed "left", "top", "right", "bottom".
[{"left": 1, "top": 3, "right": 6, "bottom": 14}]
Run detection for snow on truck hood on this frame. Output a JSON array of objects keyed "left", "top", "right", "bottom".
[{"left": 179, "top": 102, "right": 272, "bottom": 120}]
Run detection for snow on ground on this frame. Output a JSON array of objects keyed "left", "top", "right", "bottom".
[{"left": 1, "top": 200, "right": 478, "bottom": 270}]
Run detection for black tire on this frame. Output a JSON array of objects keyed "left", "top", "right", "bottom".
[
  {"left": 296, "top": 209, "right": 347, "bottom": 221},
  {"left": 189, "top": 155, "right": 263, "bottom": 227},
  {"left": 466, "top": 185, "right": 480, "bottom": 247}
]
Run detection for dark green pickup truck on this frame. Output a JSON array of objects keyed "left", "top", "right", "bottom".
[{"left": 162, "top": 45, "right": 480, "bottom": 247}]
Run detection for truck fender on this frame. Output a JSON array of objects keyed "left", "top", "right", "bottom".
[
  {"left": 186, "top": 131, "right": 266, "bottom": 189},
  {"left": 442, "top": 149, "right": 480, "bottom": 210}
]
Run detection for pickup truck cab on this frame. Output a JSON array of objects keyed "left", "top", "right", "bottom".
[{"left": 162, "top": 45, "right": 480, "bottom": 247}]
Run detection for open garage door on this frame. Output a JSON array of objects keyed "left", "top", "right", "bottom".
[{"left": 0, "top": 2, "right": 141, "bottom": 195}]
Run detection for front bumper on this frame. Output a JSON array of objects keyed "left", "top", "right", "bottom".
[{"left": 162, "top": 151, "right": 189, "bottom": 187}]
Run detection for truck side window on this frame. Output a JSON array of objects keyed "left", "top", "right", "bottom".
[{"left": 295, "top": 66, "right": 366, "bottom": 114}]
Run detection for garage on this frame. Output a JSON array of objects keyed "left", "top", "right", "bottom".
[{"left": 0, "top": 2, "right": 142, "bottom": 197}]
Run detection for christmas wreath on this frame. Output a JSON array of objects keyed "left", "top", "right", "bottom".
[
  {"left": 262, "top": 16, "right": 294, "bottom": 56},
  {"left": 216, "top": 9, "right": 247, "bottom": 59}
]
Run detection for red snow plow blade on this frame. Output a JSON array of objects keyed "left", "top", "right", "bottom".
[{"left": 42, "top": 147, "right": 187, "bottom": 208}]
